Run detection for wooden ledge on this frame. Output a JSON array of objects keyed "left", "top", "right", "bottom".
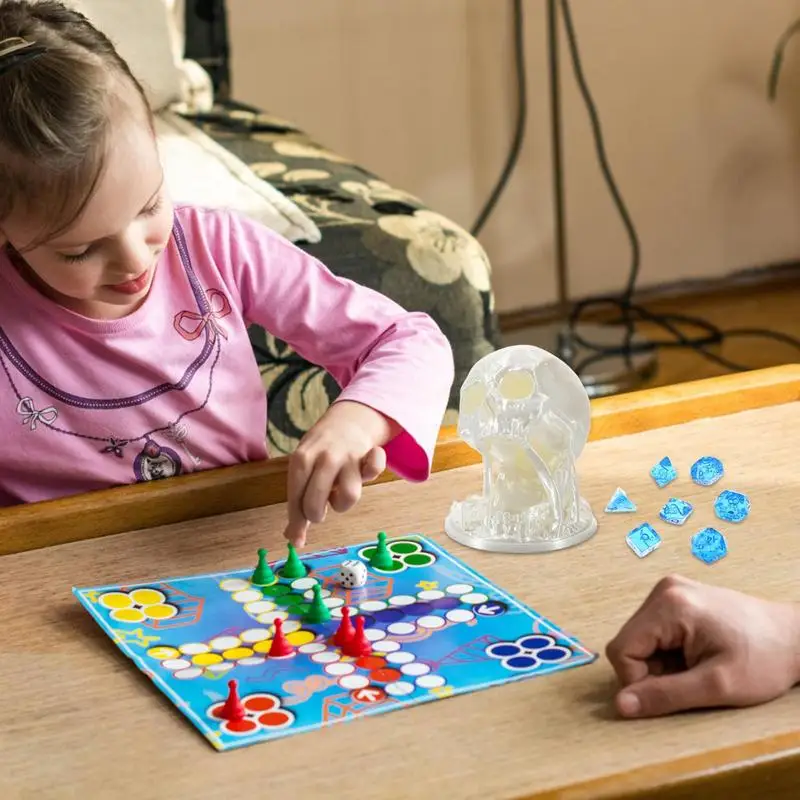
[
  {"left": 533, "top": 728, "right": 800, "bottom": 799},
  {"left": 1, "top": 364, "right": 797, "bottom": 556},
  {"left": 0, "top": 426, "right": 477, "bottom": 556},
  {"left": 589, "top": 362, "right": 800, "bottom": 440}
]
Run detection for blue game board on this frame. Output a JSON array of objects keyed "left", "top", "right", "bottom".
[{"left": 74, "top": 534, "right": 597, "bottom": 751}]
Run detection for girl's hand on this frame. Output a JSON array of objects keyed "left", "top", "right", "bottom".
[
  {"left": 283, "top": 400, "right": 398, "bottom": 547},
  {"left": 605, "top": 575, "right": 800, "bottom": 718}
]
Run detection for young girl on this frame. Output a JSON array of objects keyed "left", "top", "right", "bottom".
[{"left": 0, "top": 1, "right": 454, "bottom": 546}]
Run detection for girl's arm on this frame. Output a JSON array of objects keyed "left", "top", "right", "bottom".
[{"left": 200, "top": 205, "right": 455, "bottom": 483}]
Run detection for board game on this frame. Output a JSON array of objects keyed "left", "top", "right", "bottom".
[{"left": 74, "top": 533, "right": 596, "bottom": 751}]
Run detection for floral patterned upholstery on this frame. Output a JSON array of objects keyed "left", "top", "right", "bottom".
[{"left": 182, "top": 105, "right": 501, "bottom": 455}]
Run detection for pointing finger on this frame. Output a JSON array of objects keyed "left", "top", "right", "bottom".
[
  {"left": 283, "top": 518, "right": 309, "bottom": 548},
  {"left": 284, "top": 448, "right": 314, "bottom": 546},
  {"left": 302, "top": 451, "right": 340, "bottom": 524}
]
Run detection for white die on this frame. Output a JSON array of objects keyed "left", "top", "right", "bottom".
[{"left": 338, "top": 559, "right": 367, "bottom": 588}]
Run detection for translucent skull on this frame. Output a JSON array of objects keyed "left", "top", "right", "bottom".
[{"left": 444, "top": 345, "right": 597, "bottom": 553}]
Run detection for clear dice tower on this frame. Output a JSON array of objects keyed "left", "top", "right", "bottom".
[{"left": 444, "top": 345, "right": 597, "bottom": 554}]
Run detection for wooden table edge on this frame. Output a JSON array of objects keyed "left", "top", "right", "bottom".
[
  {"left": 529, "top": 729, "right": 800, "bottom": 799},
  {"left": 1, "top": 364, "right": 796, "bottom": 557}
]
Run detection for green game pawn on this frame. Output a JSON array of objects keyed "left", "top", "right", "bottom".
[
  {"left": 369, "top": 531, "right": 394, "bottom": 570},
  {"left": 304, "top": 583, "right": 331, "bottom": 624},
  {"left": 251, "top": 548, "right": 276, "bottom": 586},
  {"left": 281, "top": 543, "right": 307, "bottom": 579}
]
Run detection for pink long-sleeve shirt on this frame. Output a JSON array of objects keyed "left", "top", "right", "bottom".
[{"left": 0, "top": 205, "right": 454, "bottom": 505}]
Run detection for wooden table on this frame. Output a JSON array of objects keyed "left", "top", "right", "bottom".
[{"left": 1, "top": 365, "right": 798, "bottom": 799}]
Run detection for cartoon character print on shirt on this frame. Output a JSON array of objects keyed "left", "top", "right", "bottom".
[{"left": 133, "top": 439, "right": 183, "bottom": 482}]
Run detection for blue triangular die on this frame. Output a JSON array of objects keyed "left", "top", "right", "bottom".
[{"left": 605, "top": 487, "right": 637, "bottom": 513}]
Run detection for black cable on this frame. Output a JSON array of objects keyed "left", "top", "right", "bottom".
[
  {"left": 466, "top": 1, "right": 800, "bottom": 374},
  {"left": 767, "top": 17, "right": 800, "bottom": 100},
  {"left": 470, "top": 0, "right": 526, "bottom": 237},
  {"left": 558, "top": 1, "right": 640, "bottom": 306},
  {"left": 555, "top": 0, "right": 800, "bottom": 375}
]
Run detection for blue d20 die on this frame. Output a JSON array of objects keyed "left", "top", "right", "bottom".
[
  {"left": 659, "top": 497, "right": 694, "bottom": 526},
  {"left": 626, "top": 522, "right": 662, "bottom": 558},
  {"left": 714, "top": 490, "right": 750, "bottom": 523},
  {"left": 691, "top": 527, "right": 728, "bottom": 564},
  {"left": 650, "top": 457, "right": 677, "bottom": 488},
  {"left": 690, "top": 456, "right": 724, "bottom": 486}
]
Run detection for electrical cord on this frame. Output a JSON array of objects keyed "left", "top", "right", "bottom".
[
  {"left": 470, "top": 0, "right": 526, "bottom": 238},
  {"left": 767, "top": 16, "right": 800, "bottom": 100},
  {"left": 475, "top": 0, "right": 800, "bottom": 375},
  {"left": 559, "top": 0, "right": 800, "bottom": 373}
]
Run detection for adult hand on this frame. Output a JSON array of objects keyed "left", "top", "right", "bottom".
[
  {"left": 283, "top": 400, "right": 397, "bottom": 547},
  {"left": 605, "top": 575, "right": 800, "bottom": 718}
]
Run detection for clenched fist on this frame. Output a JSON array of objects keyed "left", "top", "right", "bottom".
[{"left": 606, "top": 575, "right": 800, "bottom": 718}]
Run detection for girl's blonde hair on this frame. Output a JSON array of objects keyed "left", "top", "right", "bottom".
[{"left": 0, "top": 0, "right": 151, "bottom": 248}]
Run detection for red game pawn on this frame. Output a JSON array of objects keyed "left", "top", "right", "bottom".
[
  {"left": 333, "top": 606, "right": 355, "bottom": 648},
  {"left": 342, "top": 614, "right": 372, "bottom": 658},
  {"left": 219, "top": 679, "right": 246, "bottom": 722},
  {"left": 268, "top": 616, "right": 295, "bottom": 658}
]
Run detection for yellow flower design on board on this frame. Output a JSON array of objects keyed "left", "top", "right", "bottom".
[{"left": 98, "top": 588, "right": 178, "bottom": 624}]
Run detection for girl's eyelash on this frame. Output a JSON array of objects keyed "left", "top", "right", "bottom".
[
  {"left": 141, "top": 197, "right": 163, "bottom": 217},
  {"left": 61, "top": 248, "right": 93, "bottom": 264},
  {"left": 59, "top": 197, "right": 162, "bottom": 262}
]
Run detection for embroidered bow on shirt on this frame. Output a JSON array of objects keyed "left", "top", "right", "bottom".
[
  {"left": 173, "top": 289, "right": 232, "bottom": 342},
  {"left": 17, "top": 397, "right": 58, "bottom": 431}
]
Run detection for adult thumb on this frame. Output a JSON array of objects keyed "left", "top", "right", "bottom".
[{"left": 615, "top": 663, "right": 727, "bottom": 718}]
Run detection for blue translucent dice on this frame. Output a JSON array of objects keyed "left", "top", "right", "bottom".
[
  {"left": 691, "top": 527, "right": 728, "bottom": 564},
  {"left": 659, "top": 497, "right": 694, "bottom": 526},
  {"left": 690, "top": 456, "right": 724, "bottom": 486},
  {"left": 650, "top": 457, "right": 677, "bottom": 488},
  {"left": 620, "top": 457, "right": 750, "bottom": 563},
  {"left": 714, "top": 490, "right": 750, "bottom": 523},
  {"left": 626, "top": 523, "right": 662, "bottom": 558},
  {"left": 605, "top": 487, "right": 637, "bottom": 513}
]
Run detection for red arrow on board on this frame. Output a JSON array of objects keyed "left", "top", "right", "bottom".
[{"left": 351, "top": 686, "right": 387, "bottom": 704}]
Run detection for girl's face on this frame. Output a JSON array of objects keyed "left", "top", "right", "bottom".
[{"left": 2, "top": 105, "right": 174, "bottom": 320}]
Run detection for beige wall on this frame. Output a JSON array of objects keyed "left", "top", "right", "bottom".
[{"left": 228, "top": 0, "right": 800, "bottom": 314}]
